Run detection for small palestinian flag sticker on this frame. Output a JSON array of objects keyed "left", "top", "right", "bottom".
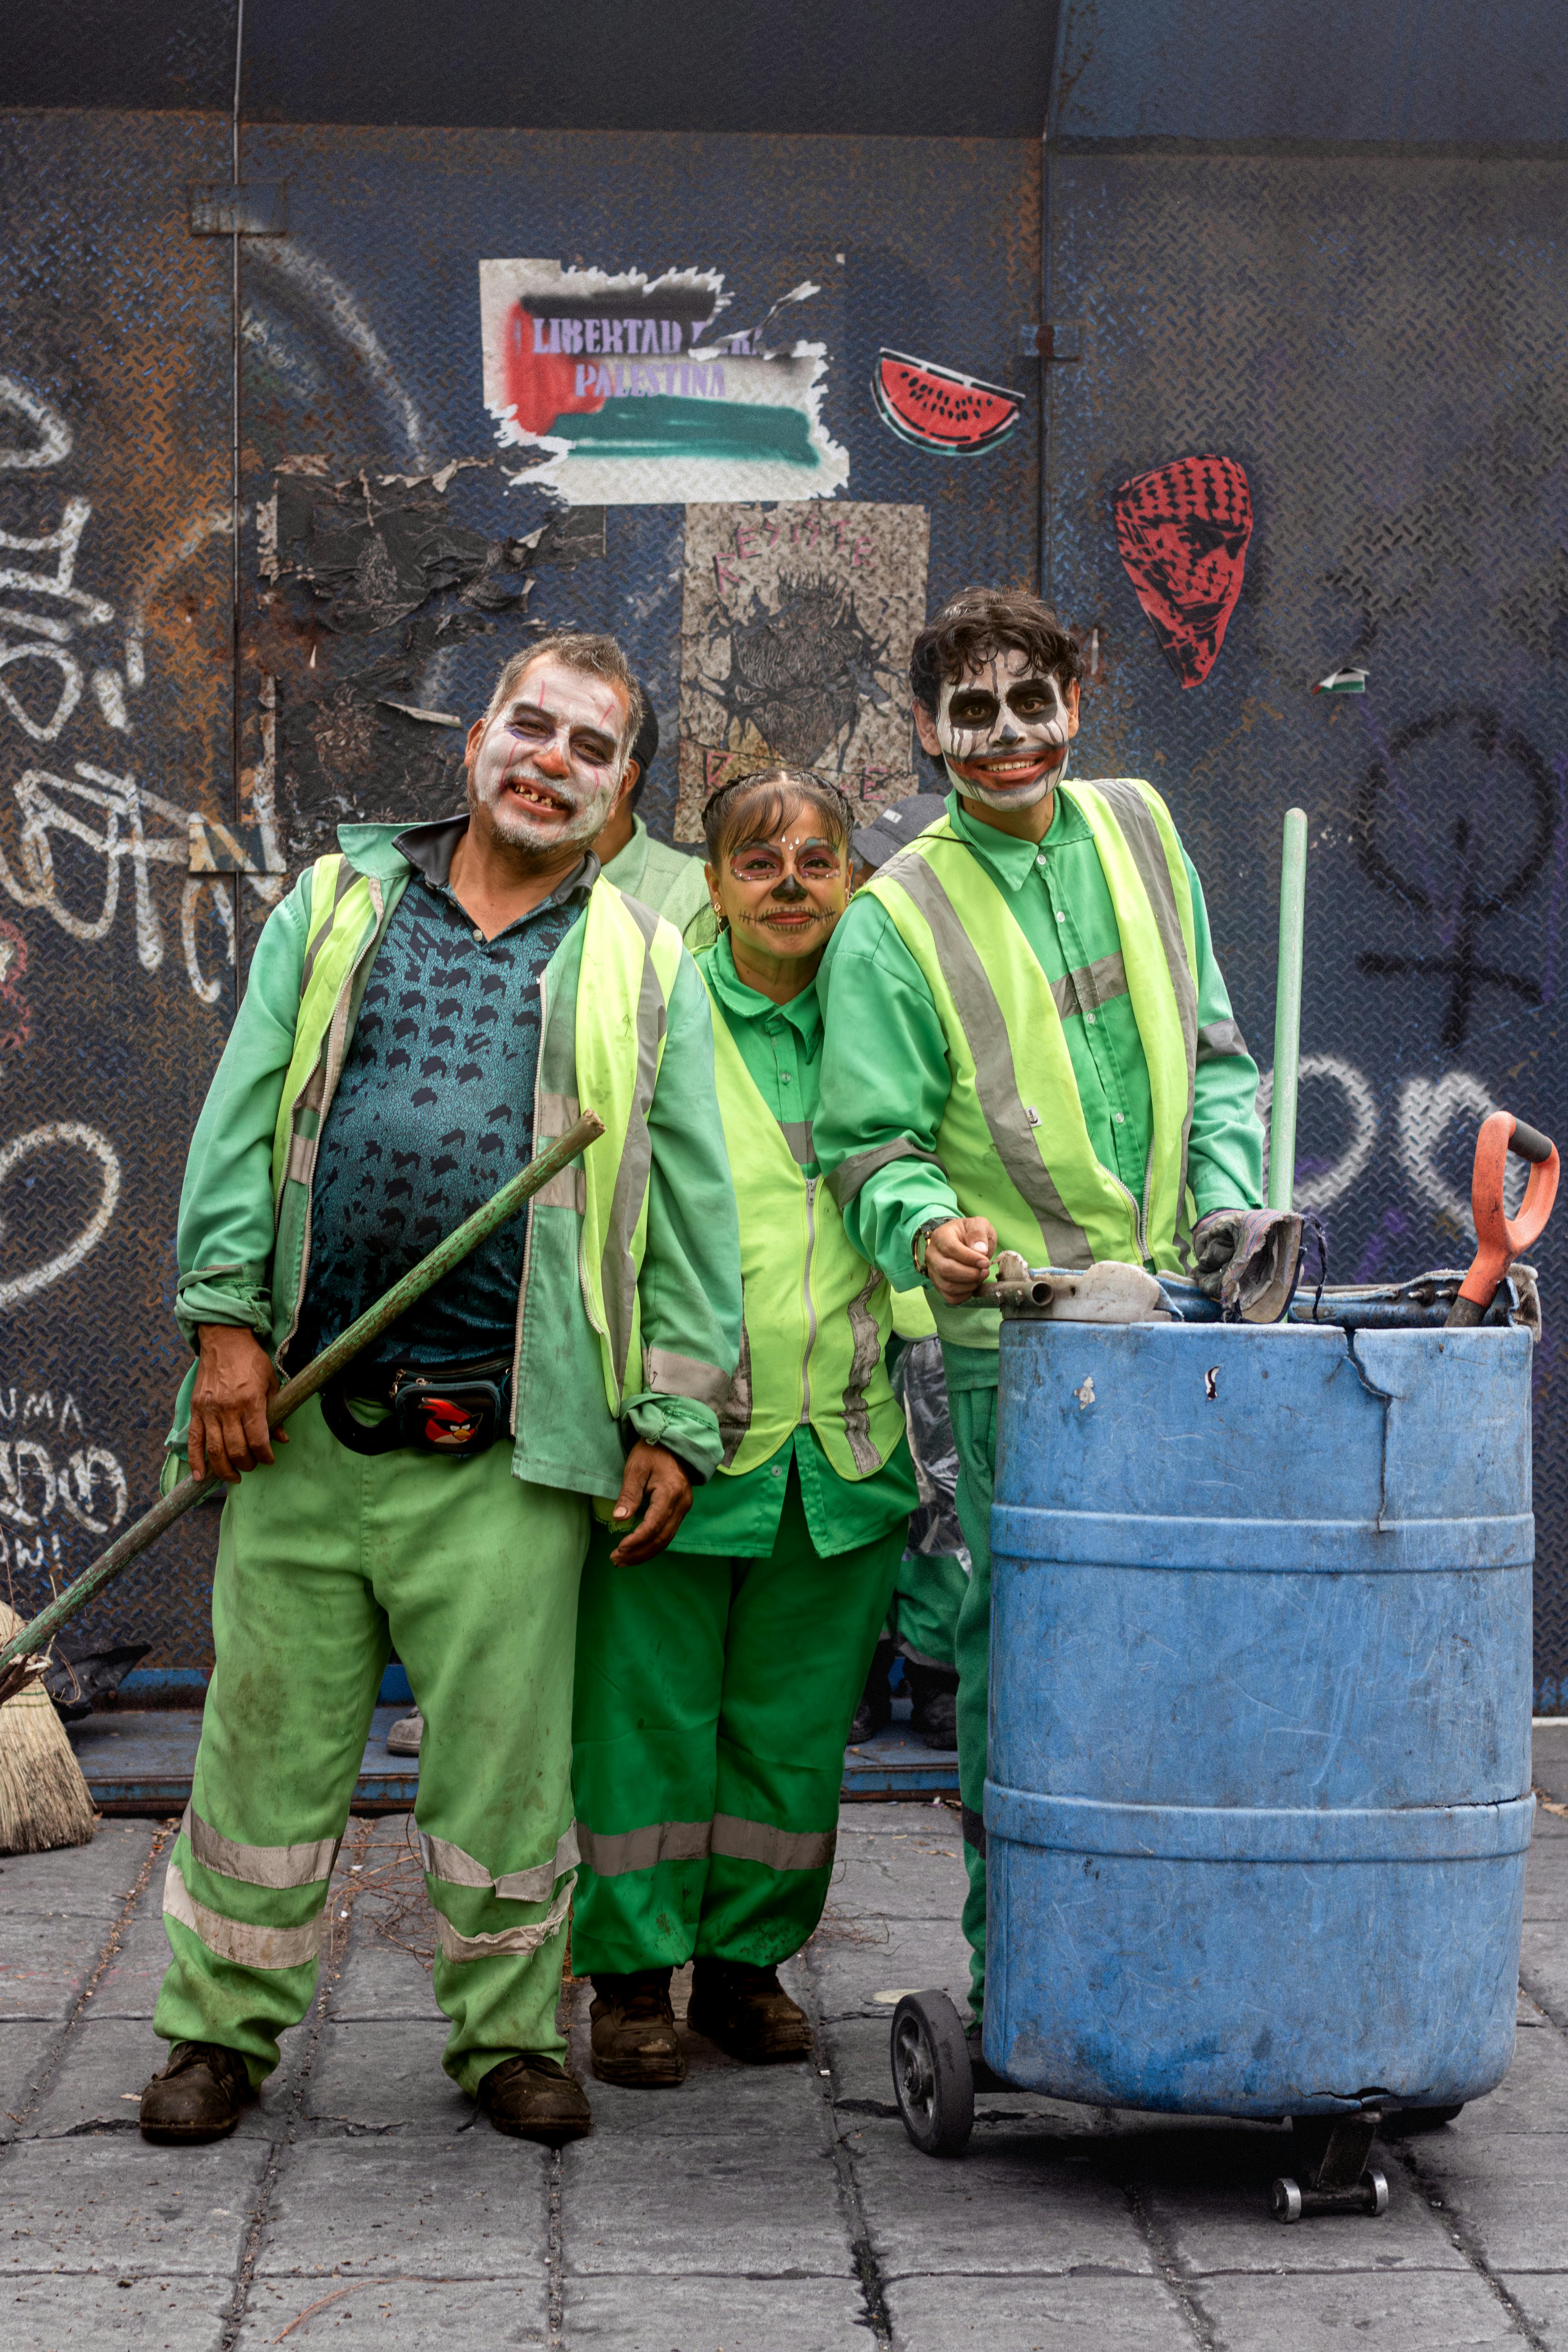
[
  {"left": 1312, "top": 666, "right": 1368, "bottom": 695},
  {"left": 872, "top": 350, "right": 1025, "bottom": 456}
]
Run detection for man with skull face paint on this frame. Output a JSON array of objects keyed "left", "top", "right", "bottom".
[
  {"left": 139, "top": 632, "right": 740, "bottom": 2150},
  {"left": 815, "top": 588, "right": 1270, "bottom": 2041}
]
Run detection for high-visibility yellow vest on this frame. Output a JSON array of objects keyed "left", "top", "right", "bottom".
[
  {"left": 861, "top": 781, "right": 1199, "bottom": 1275},
  {"left": 701, "top": 968, "right": 903, "bottom": 1481},
  {"left": 274, "top": 853, "right": 682, "bottom": 1418}
]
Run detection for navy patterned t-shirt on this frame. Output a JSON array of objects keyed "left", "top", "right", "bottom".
[{"left": 291, "top": 818, "right": 593, "bottom": 1374}]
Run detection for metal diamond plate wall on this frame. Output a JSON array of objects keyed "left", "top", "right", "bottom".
[
  {"left": 0, "top": 111, "right": 238, "bottom": 1673},
  {"left": 1045, "top": 154, "right": 1568, "bottom": 1706},
  {"left": 0, "top": 112, "right": 1039, "bottom": 1673}
]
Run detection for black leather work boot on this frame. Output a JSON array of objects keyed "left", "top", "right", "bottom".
[
  {"left": 849, "top": 1638, "right": 896, "bottom": 1744},
  {"left": 477, "top": 2054, "right": 592, "bottom": 2144},
  {"left": 687, "top": 1960, "right": 813, "bottom": 2063},
  {"left": 139, "top": 2042, "right": 255, "bottom": 2143},
  {"left": 589, "top": 1969, "right": 686, "bottom": 2088},
  {"left": 904, "top": 1660, "right": 960, "bottom": 1752}
]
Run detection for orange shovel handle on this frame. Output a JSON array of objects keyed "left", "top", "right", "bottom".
[{"left": 1455, "top": 1111, "right": 1559, "bottom": 1310}]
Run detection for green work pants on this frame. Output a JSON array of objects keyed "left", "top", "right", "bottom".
[
  {"left": 571, "top": 1470, "right": 903, "bottom": 1975},
  {"left": 946, "top": 1381, "right": 999, "bottom": 2021},
  {"left": 889, "top": 1549, "right": 967, "bottom": 1668},
  {"left": 153, "top": 1396, "right": 588, "bottom": 2095}
]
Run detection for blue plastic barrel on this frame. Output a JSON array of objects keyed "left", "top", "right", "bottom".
[{"left": 985, "top": 1322, "right": 1535, "bottom": 2117}]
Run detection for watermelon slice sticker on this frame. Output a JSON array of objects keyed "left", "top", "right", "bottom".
[{"left": 872, "top": 350, "right": 1025, "bottom": 457}]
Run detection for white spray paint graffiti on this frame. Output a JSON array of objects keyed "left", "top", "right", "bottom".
[
  {"left": 0, "top": 375, "right": 283, "bottom": 1003},
  {"left": 0, "top": 1122, "right": 122, "bottom": 1308},
  {"left": 0, "top": 1388, "right": 128, "bottom": 1579},
  {"left": 1258, "top": 1056, "right": 1528, "bottom": 1236}
]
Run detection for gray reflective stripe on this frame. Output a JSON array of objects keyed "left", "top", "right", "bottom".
[
  {"left": 534, "top": 1164, "right": 588, "bottom": 1213},
  {"left": 419, "top": 1822, "right": 580, "bottom": 1904},
  {"left": 435, "top": 1874, "right": 574, "bottom": 1962},
  {"left": 285, "top": 1129, "right": 314, "bottom": 1185},
  {"left": 297, "top": 855, "right": 359, "bottom": 998},
  {"left": 183, "top": 1803, "right": 340, "bottom": 1891},
  {"left": 1196, "top": 1018, "right": 1249, "bottom": 1063},
  {"left": 642, "top": 1346, "right": 732, "bottom": 1408},
  {"left": 1092, "top": 784, "right": 1200, "bottom": 1215},
  {"left": 717, "top": 1312, "right": 753, "bottom": 1469},
  {"left": 601, "top": 897, "right": 665, "bottom": 1393},
  {"left": 780, "top": 1118, "right": 815, "bottom": 1168},
  {"left": 886, "top": 849, "right": 1090, "bottom": 1267},
  {"left": 841, "top": 1269, "right": 886, "bottom": 1476},
  {"left": 711, "top": 1814, "right": 837, "bottom": 1872},
  {"left": 825, "top": 1138, "right": 943, "bottom": 1211},
  {"left": 1056, "top": 949, "right": 1129, "bottom": 1021},
  {"left": 162, "top": 1856, "right": 321, "bottom": 1971},
  {"left": 577, "top": 1819, "right": 711, "bottom": 1877},
  {"left": 537, "top": 1090, "right": 581, "bottom": 1135}
]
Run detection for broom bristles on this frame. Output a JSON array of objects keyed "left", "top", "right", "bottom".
[{"left": 0, "top": 1605, "right": 98, "bottom": 1855}]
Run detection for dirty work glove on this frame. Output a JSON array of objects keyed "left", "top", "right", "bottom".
[{"left": 1192, "top": 1208, "right": 1304, "bottom": 1323}]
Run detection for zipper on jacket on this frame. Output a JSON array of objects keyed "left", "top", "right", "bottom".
[{"left": 799, "top": 1176, "right": 819, "bottom": 1425}]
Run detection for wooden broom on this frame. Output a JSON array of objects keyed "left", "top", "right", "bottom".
[{"left": 0, "top": 1604, "right": 97, "bottom": 1854}]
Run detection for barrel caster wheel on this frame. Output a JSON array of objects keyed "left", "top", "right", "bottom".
[
  {"left": 890, "top": 1991, "right": 974, "bottom": 2156},
  {"left": 1270, "top": 2165, "right": 1388, "bottom": 2222}
]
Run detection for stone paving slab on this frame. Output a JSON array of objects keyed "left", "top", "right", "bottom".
[
  {"left": 0, "top": 2272, "right": 231, "bottom": 2351},
  {"left": 846, "top": 2118, "right": 1157, "bottom": 2278},
  {"left": 0, "top": 2024, "right": 63, "bottom": 2138},
  {"left": 1193, "top": 2268, "right": 1524, "bottom": 2349},
  {"left": 562, "top": 2123, "right": 851, "bottom": 2277},
  {"left": 0, "top": 1823, "right": 160, "bottom": 1919},
  {"left": 882, "top": 2272, "right": 1197, "bottom": 2352},
  {"left": 0, "top": 2136, "right": 269, "bottom": 2274},
  {"left": 234, "top": 2273, "right": 550, "bottom": 2347},
  {"left": 252, "top": 2135, "right": 554, "bottom": 2280},
  {"left": 564, "top": 2273, "right": 869, "bottom": 2349}
]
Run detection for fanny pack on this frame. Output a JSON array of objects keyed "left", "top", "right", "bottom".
[{"left": 320, "top": 1351, "right": 513, "bottom": 1460}]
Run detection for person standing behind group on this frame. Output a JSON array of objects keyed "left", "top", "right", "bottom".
[{"left": 571, "top": 766, "right": 919, "bottom": 2086}]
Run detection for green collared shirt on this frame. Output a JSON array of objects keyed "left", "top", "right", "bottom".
[
  {"left": 815, "top": 784, "right": 1263, "bottom": 1339},
  {"left": 668, "top": 934, "right": 918, "bottom": 1559},
  {"left": 600, "top": 813, "right": 717, "bottom": 949}
]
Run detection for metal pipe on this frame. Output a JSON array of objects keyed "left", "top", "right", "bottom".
[
  {"left": 0, "top": 1111, "right": 605, "bottom": 1696},
  {"left": 1269, "top": 808, "right": 1308, "bottom": 1212}
]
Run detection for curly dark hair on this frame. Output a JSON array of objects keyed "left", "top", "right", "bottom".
[
  {"left": 702, "top": 764, "right": 855, "bottom": 866},
  {"left": 909, "top": 586, "right": 1082, "bottom": 714}
]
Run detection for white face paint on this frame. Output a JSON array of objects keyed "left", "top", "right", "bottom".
[
  {"left": 467, "top": 656, "right": 628, "bottom": 853},
  {"left": 936, "top": 650, "right": 1071, "bottom": 811}
]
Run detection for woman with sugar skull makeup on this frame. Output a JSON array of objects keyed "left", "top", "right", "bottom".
[
  {"left": 815, "top": 588, "right": 1280, "bottom": 2061},
  {"left": 570, "top": 766, "right": 919, "bottom": 2089}
]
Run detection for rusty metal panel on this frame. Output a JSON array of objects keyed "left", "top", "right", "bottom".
[
  {"left": 1045, "top": 152, "right": 1568, "bottom": 1704},
  {"left": 0, "top": 110, "right": 237, "bottom": 1667},
  {"left": 0, "top": 114, "right": 1038, "bottom": 1674},
  {"left": 235, "top": 124, "right": 1040, "bottom": 869}
]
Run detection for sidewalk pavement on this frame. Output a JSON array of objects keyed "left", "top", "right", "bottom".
[{"left": 0, "top": 1724, "right": 1564, "bottom": 2350}]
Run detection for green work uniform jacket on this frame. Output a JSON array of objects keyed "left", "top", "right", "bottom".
[
  {"left": 815, "top": 784, "right": 1263, "bottom": 1348},
  {"left": 167, "top": 824, "right": 742, "bottom": 1501},
  {"left": 600, "top": 815, "right": 717, "bottom": 949}
]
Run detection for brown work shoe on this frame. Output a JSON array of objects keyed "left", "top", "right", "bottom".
[
  {"left": 139, "top": 2041, "right": 254, "bottom": 2143},
  {"left": 687, "top": 1960, "right": 813, "bottom": 2063},
  {"left": 477, "top": 2054, "right": 592, "bottom": 2144},
  {"left": 589, "top": 1969, "right": 686, "bottom": 2088}
]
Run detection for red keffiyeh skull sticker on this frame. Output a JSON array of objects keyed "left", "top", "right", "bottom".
[{"left": 1112, "top": 456, "right": 1253, "bottom": 689}]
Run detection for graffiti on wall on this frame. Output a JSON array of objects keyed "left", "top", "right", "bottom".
[
  {"left": 0, "top": 1385, "right": 129, "bottom": 1593},
  {"left": 675, "top": 500, "right": 928, "bottom": 840},
  {"left": 0, "top": 372, "right": 285, "bottom": 1007},
  {"left": 480, "top": 262, "right": 848, "bottom": 507}
]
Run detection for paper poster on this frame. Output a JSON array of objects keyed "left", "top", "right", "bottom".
[
  {"left": 675, "top": 501, "right": 929, "bottom": 841},
  {"left": 479, "top": 261, "right": 848, "bottom": 508}
]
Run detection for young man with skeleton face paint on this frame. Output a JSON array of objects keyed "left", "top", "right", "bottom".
[{"left": 816, "top": 588, "right": 1287, "bottom": 2057}]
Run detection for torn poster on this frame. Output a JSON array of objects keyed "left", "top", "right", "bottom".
[
  {"left": 675, "top": 501, "right": 929, "bottom": 841},
  {"left": 1313, "top": 664, "right": 1368, "bottom": 694},
  {"left": 1113, "top": 455, "right": 1252, "bottom": 689},
  {"left": 479, "top": 261, "right": 848, "bottom": 508}
]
